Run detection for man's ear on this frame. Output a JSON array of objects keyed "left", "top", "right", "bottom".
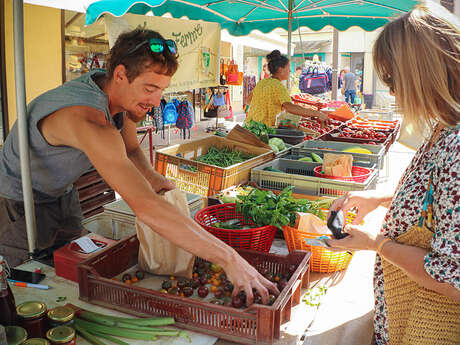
[{"left": 113, "top": 64, "right": 128, "bottom": 84}]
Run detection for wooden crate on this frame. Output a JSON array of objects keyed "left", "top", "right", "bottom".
[{"left": 75, "top": 170, "right": 116, "bottom": 218}]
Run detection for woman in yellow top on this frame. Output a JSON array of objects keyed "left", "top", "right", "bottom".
[{"left": 246, "top": 50, "right": 328, "bottom": 127}]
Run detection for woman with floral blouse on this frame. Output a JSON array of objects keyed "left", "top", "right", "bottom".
[{"left": 327, "top": 3, "right": 460, "bottom": 345}]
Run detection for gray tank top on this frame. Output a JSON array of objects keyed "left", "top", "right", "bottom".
[{"left": 0, "top": 69, "right": 125, "bottom": 203}]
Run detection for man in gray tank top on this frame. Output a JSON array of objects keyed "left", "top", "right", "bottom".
[{"left": 0, "top": 29, "right": 278, "bottom": 304}]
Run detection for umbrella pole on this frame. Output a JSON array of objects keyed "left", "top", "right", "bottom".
[
  {"left": 287, "top": 0, "right": 293, "bottom": 91},
  {"left": 13, "top": 0, "right": 38, "bottom": 257},
  {"left": 331, "top": 28, "right": 339, "bottom": 100}
]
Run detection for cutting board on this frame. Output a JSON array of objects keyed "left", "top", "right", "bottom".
[{"left": 226, "top": 124, "right": 271, "bottom": 150}]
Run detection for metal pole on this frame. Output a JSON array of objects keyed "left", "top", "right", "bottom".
[
  {"left": 331, "top": 28, "right": 339, "bottom": 100},
  {"left": 287, "top": 0, "right": 293, "bottom": 91},
  {"left": 13, "top": 0, "right": 37, "bottom": 256}
]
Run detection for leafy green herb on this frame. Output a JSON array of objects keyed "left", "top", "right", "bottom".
[
  {"left": 194, "top": 146, "right": 255, "bottom": 168},
  {"left": 303, "top": 285, "right": 328, "bottom": 307},
  {"left": 243, "top": 120, "right": 276, "bottom": 143},
  {"left": 235, "top": 186, "right": 333, "bottom": 230}
]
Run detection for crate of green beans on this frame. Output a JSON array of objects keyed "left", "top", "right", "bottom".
[{"left": 155, "top": 136, "right": 274, "bottom": 196}]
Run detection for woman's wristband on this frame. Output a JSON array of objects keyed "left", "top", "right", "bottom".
[{"left": 376, "top": 237, "right": 392, "bottom": 256}]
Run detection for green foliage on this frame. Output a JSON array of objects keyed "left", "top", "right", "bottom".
[
  {"left": 303, "top": 285, "right": 328, "bottom": 307},
  {"left": 235, "top": 186, "right": 331, "bottom": 229},
  {"left": 243, "top": 120, "right": 276, "bottom": 143},
  {"left": 268, "top": 137, "right": 286, "bottom": 151},
  {"left": 194, "top": 146, "right": 255, "bottom": 168}
]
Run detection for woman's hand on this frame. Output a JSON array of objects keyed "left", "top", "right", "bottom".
[
  {"left": 326, "top": 224, "right": 381, "bottom": 252},
  {"left": 222, "top": 255, "right": 280, "bottom": 305},
  {"left": 328, "top": 191, "right": 392, "bottom": 225}
]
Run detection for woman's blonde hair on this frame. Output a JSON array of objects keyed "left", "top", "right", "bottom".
[{"left": 373, "top": 2, "right": 460, "bottom": 131}]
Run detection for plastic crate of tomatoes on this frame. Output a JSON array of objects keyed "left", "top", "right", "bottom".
[
  {"left": 298, "top": 118, "right": 343, "bottom": 139},
  {"left": 78, "top": 234, "right": 311, "bottom": 345},
  {"left": 291, "top": 94, "right": 326, "bottom": 110},
  {"left": 346, "top": 117, "right": 401, "bottom": 144}
]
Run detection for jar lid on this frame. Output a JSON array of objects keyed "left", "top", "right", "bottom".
[
  {"left": 47, "top": 306, "right": 75, "bottom": 323},
  {"left": 23, "top": 338, "right": 51, "bottom": 345},
  {"left": 5, "top": 326, "right": 28, "bottom": 345},
  {"left": 46, "top": 326, "right": 75, "bottom": 343},
  {"left": 17, "top": 301, "right": 47, "bottom": 318}
]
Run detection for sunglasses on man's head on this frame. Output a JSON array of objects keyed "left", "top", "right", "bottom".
[{"left": 126, "top": 38, "right": 178, "bottom": 56}]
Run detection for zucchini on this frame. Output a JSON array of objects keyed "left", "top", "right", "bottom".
[{"left": 311, "top": 153, "right": 323, "bottom": 163}]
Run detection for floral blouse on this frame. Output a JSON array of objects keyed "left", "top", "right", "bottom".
[{"left": 373, "top": 125, "right": 460, "bottom": 345}]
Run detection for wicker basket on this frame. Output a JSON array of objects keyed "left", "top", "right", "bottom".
[
  {"left": 283, "top": 212, "right": 358, "bottom": 273},
  {"left": 195, "top": 203, "right": 277, "bottom": 252},
  {"left": 313, "top": 166, "right": 373, "bottom": 183}
]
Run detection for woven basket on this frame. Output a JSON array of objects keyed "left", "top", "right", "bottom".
[
  {"left": 313, "top": 166, "right": 372, "bottom": 183},
  {"left": 195, "top": 203, "right": 277, "bottom": 252},
  {"left": 283, "top": 212, "right": 358, "bottom": 273}
]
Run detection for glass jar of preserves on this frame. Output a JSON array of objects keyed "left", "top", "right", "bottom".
[
  {"left": 23, "top": 339, "right": 51, "bottom": 345},
  {"left": 46, "top": 326, "right": 76, "bottom": 345},
  {"left": 47, "top": 307, "right": 74, "bottom": 328},
  {"left": 16, "top": 301, "right": 47, "bottom": 339},
  {"left": 4, "top": 326, "right": 27, "bottom": 345}
]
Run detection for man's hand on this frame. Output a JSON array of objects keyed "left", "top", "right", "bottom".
[
  {"left": 222, "top": 255, "right": 280, "bottom": 306},
  {"left": 152, "top": 174, "right": 175, "bottom": 194}
]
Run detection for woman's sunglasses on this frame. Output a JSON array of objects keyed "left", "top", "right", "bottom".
[{"left": 126, "top": 38, "right": 178, "bottom": 56}]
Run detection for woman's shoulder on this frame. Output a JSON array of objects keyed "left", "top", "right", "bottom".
[
  {"left": 438, "top": 124, "right": 460, "bottom": 151},
  {"left": 433, "top": 124, "right": 460, "bottom": 167}
]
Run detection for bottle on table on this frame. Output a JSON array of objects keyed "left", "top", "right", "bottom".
[
  {"left": 0, "top": 256, "right": 15, "bottom": 306},
  {"left": 0, "top": 265, "right": 17, "bottom": 326}
]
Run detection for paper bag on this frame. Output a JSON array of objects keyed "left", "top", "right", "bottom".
[
  {"left": 323, "top": 153, "right": 353, "bottom": 177},
  {"left": 294, "top": 212, "right": 331, "bottom": 235},
  {"left": 136, "top": 189, "right": 195, "bottom": 278}
]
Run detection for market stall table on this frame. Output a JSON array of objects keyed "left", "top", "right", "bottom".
[{"left": 10, "top": 261, "right": 218, "bottom": 345}]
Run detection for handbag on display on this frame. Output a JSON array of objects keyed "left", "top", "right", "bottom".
[
  {"left": 382, "top": 171, "right": 460, "bottom": 345},
  {"left": 213, "top": 92, "right": 226, "bottom": 106},
  {"left": 217, "top": 105, "right": 231, "bottom": 118},
  {"left": 225, "top": 60, "right": 243, "bottom": 86},
  {"left": 299, "top": 66, "right": 328, "bottom": 94}
]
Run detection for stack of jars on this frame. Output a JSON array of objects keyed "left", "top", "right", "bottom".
[{"left": 6, "top": 303, "right": 76, "bottom": 345}]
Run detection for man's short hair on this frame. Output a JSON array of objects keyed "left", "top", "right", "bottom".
[
  {"left": 295, "top": 66, "right": 302, "bottom": 71},
  {"left": 106, "top": 29, "right": 179, "bottom": 82}
]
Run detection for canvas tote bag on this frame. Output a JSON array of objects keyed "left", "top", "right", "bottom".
[{"left": 136, "top": 189, "right": 195, "bottom": 278}]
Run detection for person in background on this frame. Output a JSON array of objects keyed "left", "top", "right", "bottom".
[
  {"left": 289, "top": 66, "right": 303, "bottom": 95},
  {"left": 260, "top": 63, "right": 270, "bottom": 80},
  {"left": 338, "top": 69, "right": 346, "bottom": 100},
  {"left": 245, "top": 50, "right": 328, "bottom": 127},
  {"left": 326, "top": 3, "right": 460, "bottom": 344},
  {"left": 338, "top": 69, "right": 346, "bottom": 90},
  {"left": 342, "top": 68, "right": 357, "bottom": 104}
]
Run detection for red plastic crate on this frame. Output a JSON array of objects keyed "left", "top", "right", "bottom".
[
  {"left": 313, "top": 166, "right": 373, "bottom": 183},
  {"left": 54, "top": 233, "right": 116, "bottom": 282},
  {"left": 77, "top": 235, "right": 311, "bottom": 345},
  {"left": 194, "top": 203, "right": 277, "bottom": 252}
]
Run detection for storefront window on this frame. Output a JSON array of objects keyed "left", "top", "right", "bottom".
[{"left": 64, "top": 11, "right": 109, "bottom": 82}]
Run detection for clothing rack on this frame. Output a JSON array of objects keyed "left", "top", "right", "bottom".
[{"left": 204, "top": 86, "right": 229, "bottom": 132}]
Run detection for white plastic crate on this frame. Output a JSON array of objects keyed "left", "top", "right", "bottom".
[{"left": 251, "top": 159, "right": 378, "bottom": 197}]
